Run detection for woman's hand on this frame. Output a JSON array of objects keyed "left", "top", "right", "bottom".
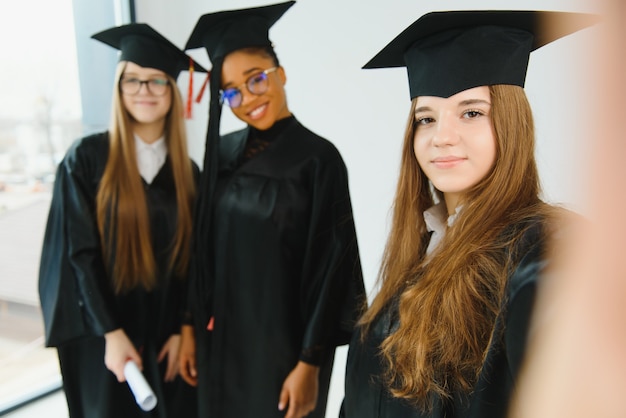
[
  {"left": 278, "top": 361, "right": 320, "bottom": 418},
  {"left": 178, "top": 325, "right": 198, "bottom": 386},
  {"left": 158, "top": 334, "right": 181, "bottom": 382},
  {"left": 104, "top": 328, "right": 142, "bottom": 382}
]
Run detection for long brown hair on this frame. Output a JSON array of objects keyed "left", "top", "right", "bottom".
[
  {"left": 360, "top": 84, "right": 554, "bottom": 407},
  {"left": 96, "top": 61, "right": 196, "bottom": 294}
]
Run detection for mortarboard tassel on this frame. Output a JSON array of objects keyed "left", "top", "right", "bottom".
[
  {"left": 195, "top": 72, "right": 211, "bottom": 103},
  {"left": 185, "top": 57, "right": 194, "bottom": 119}
]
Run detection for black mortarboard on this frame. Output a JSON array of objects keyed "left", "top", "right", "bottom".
[
  {"left": 92, "top": 23, "right": 207, "bottom": 79},
  {"left": 185, "top": 1, "right": 295, "bottom": 62},
  {"left": 363, "top": 10, "right": 600, "bottom": 99}
]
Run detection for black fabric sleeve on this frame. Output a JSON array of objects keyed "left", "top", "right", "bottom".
[
  {"left": 505, "top": 242, "right": 548, "bottom": 377},
  {"left": 59, "top": 137, "right": 119, "bottom": 335},
  {"left": 298, "top": 150, "right": 365, "bottom": 360}
]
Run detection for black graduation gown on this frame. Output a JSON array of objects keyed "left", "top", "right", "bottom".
[
  {"left": 340, "top": 223, "right": 548, "bottom": 418},
  {"left": 38, "top": 132, "right": 198, "bottom": 418},
  {"left": 194, "top": 117, "right": 365, "bottom": 417}
]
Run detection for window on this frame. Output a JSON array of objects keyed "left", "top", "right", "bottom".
[{"left": 0, "top": 0, "right": 82, "bottom": 413}]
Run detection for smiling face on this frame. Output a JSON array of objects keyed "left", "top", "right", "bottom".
[
  {"left": 120, "top": 61, "right": 172, "bottom": 135},
  {"left": 413, "top": 86, "right": 497, "bottom": 213},
  {"left": 221, "top": 49, "right": 291, "bottom": 131}
]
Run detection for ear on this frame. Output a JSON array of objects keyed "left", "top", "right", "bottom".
[{"left": 277, "top": 66, "right": 287, "bottom": 85}]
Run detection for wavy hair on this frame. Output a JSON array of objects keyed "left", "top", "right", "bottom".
[
  {"left": 96, "top": 61, "right": 196, "bottom": 294},
  {"left": 360, "top": 84, "right": 555, "bottom": 408}
]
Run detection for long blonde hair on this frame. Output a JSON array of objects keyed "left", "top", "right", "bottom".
[
  {"left": 360, "top": 84, "right": 554, "bottom": 407},
  {"left": 96, "top": 61, "right": 196, "bottom": 294}
]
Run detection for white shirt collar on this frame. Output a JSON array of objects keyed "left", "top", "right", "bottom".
[
  {"left": 134, "top": 134, "right": 167, "bottom": 184},
  {"left": 423, "top": 202, "right": 462, "bottom": 256}
]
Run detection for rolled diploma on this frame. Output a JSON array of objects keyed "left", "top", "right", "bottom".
[{"left": 124, "top": 360, "right": 157, "bottom": 411}]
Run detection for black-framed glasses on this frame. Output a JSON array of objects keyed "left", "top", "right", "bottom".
[
  {"left": 220, "top": 67, "right": 278, "bottom": 108},
  {"left": 119, "top": 77, "right": 170, "bottom": 96}
]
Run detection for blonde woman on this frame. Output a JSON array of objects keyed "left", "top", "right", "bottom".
[{"left": 38, "top": 23, "right": 204, "bottom": 418}]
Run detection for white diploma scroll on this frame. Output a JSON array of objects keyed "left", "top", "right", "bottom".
[{"left": 124, "top": 360, "right": 157, "bottom": 411}]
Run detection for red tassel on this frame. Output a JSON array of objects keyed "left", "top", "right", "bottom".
[
  {"left": 185, "top": 57, "right": 194, "bottom": 119},
  {"left": 195, "top": 71, "right": 210, "bottom": 103}
]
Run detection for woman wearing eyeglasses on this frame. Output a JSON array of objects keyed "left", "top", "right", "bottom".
[
  {"left": 178, "top": 2, "right": 365, "bottom": 418},
  {"left": 38, "top": 23, "right": 204, "bottom": 418}
]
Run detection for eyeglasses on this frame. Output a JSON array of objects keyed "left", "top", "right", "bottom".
[
  {"left": 220, "top": 67, "right": 278, "bottom": 108},
  {"left": 119, "top": 77, "right": 170, "bottom": 96}
]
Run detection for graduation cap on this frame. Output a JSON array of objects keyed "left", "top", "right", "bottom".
[
  {"left": 92, "top": 23, "right": 207, "bottom": 118},
  {"left": 363, "top": 10, "right": 600, "bottom": 99},
  {"left": 185, "top": 0, "right": 295, "bottom": 62},
  {"left": 92, "top": 23, "right": 207, "bottom": 79}
]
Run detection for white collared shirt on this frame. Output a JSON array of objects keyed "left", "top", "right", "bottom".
[
  {"left": 423, "top": 202, "right": 461, "bottom": 257},
  {"left": 135, "top": 134, "right": 167, "bottom": 184}
]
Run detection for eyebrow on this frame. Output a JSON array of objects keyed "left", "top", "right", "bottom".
[
  {"left": 458, "top": 99, "right": 491, "bottom": 107},
  {"left": 122, "top": 72, "right": 166, "bottom": 78},
  {"left": 414, "top": 106, "right": 432, "bottom": 114},
  {"left": 414, "top": 99, "right": 491, "bottom": 115},
  {"left": 222, "top": 67, "right": 264, "bottom": 88}
]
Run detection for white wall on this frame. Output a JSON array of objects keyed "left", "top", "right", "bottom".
[{"left": 135, "top": 1, "right": 603, "bottom": 416}]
